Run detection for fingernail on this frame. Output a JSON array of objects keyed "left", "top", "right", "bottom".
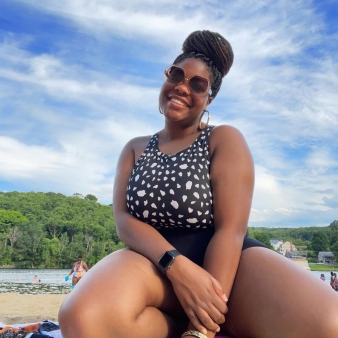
[
  {"left": 222, "top": 293, "right": 228, "bottom": 302},
  {"left": 216, "top": 327, "right": 220, "bottom": 332},
  {"left": 202, "top": 328, "right": 208, "bottom": 335}
]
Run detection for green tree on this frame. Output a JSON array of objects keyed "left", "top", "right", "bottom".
[
  {"left": 85, "top": 194, "right": 98, "bottom": 202},
  {"left": 253, "top": 232, "right": 273, "bottom": 249},
  {"left": 40, "top": 237, "right": 59, "bottom": 267},
  {"left": 331, "top": 242, "right": 338, "bottom": 262},
  {"left": 0, "top": 210, "right": 28, "bottom": 251},
  {"left": 0, "top": 209, "right": 28, "bottom": 232},
  {"left": 311, "top": 232, "right": 329, "bottom": 255},
  {"left": 329, "top": 220, "right": 338, "bottom": 231},
  {"left": 0, "top": 192, "right": 121, "bottom": 267},
  {"left": 329, "top": 230, "right": 338, "bottom": 247},
  {"left": 14, "top": 222, "right": 44, "bottom": 268},
  {"left": 8, "top": 226, "right": 20, "bottom": 248}
]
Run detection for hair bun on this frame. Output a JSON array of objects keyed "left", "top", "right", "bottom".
[{"left": 182, "top": 30, "right": 234, "bottom": 77}]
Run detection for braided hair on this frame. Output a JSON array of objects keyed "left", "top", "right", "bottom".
[{"left": 173, "top": 30, "right": 234, "bottom": 98}]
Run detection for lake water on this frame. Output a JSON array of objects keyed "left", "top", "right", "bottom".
[
  {"left": 0, "top": 269, "right": 334, "bottom": 294},
  {"left": 0, "top": 269, "right": 72, "bottom": 294}
]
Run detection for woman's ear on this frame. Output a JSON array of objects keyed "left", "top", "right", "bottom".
[{"left": 205, "top": 96, "right": 213, "bottom": 109}]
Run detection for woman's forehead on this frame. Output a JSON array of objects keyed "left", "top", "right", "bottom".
[{"left": 176, "top": 58, "right": 211, "bottom": 78}]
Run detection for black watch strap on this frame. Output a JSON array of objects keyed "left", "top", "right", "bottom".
[{"left": 158, "top": 249, "right": 181, "bottom": 275}]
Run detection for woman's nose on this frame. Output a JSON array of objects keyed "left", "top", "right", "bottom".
[{"left": 175, "top": 78, "right": 190, "bottom": 94}]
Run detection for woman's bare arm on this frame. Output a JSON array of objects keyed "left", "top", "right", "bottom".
[
  {"left": 113, "top": 137, "right": 177, "bottom": 264},
  {"left": 204, "top": 125, "right": 255, "bottom": 298},
  {"left": 83, "top": 262, "right": 89, "bottom": 272}
]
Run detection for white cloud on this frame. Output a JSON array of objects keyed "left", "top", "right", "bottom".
[
  {"left": 0, "top": 43, "right": 160, "bottom": 111},
  {"left": 0, "top": 115, "right": 156, "bottom": 202}
]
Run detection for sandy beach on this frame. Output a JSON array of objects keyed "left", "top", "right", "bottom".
[{"left": 0, "top": 293, "right": 68, "bottom": 325}]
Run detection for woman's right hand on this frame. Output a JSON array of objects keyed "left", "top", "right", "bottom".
[{"left": 166, "top": 255, "right": 228, "bottom": 334}]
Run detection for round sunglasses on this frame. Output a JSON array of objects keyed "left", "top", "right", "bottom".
[{"left": 164, "top": 65, "right": 211, "bottom": 96}]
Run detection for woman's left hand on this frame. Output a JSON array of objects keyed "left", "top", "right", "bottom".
[{"left": 166, "top": 255, "right": 228, "bottom": 334}]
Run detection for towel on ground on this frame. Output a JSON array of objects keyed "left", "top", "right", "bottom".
[{"left": 0, "top": 321, "right": 61, "bottom": 338}]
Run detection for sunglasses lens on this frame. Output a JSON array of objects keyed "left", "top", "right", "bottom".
[
  {"left": 166, "top": 66, "right": 184, "bottom": 83},
  {"left": 190, "top": 76, "right": 209, "bottom": 94}
]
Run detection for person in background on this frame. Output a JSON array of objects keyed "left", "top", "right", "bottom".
[
  {"left": 330, "top": 271, "right": 335, "bottom": 289},
  {"left": 320, "top": 273, "right": 325, "bottom": 281},
  {"left": 32, "top": 275, "right": 40, "bottom": 283},
  {"left": 333, "top": 273, "right": 338, "bottom": 291},
  {"left": 59, "top": 30, "right": 338, "bottom": 338},
  {"left": 67, "top": 254, "right": 88, "bottom": 288}
]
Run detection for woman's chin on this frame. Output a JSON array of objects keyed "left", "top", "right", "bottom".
[
  {"left": 164, "top": 107, "right": 187, "bottom": 119},
  {"left": 165, "top": 114, "right": 184, "bottom": 123}
]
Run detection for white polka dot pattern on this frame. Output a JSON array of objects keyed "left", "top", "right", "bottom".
[{"left": 126, "top": 126, "right": 214, "bottom": 229}]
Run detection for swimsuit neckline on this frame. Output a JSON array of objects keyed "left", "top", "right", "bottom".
[{"left": 154, "top": 127, "right": 208, "bottom": 158}]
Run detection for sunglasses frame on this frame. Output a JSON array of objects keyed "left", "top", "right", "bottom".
[{"left": 164, "top": 65, "right": 211, "bottom": 96}]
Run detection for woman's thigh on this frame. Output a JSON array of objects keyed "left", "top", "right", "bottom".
[
  {"left": 59, "top": 249, "right": 186, "bottom": 337},
  {"left": 223, "top": 247, "right": 338, "bottom": 338}
]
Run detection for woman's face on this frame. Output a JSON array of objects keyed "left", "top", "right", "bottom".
[{"left": 159, "top": 58, "right": 213, "bottom": 127}]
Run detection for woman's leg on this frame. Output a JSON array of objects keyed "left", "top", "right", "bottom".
[
  {"left": 59, "top": 249, "right": 187, "bottom": 338},
  {"left": 223, "top": 247, "right": 338, "bottom": 338},
  {"left": 71, "top": 276, "right": 78, "bottom": 286}
]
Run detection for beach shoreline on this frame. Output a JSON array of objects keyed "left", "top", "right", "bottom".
[{"left": 0, "top": 293, "right": 68, "bottom": 325}]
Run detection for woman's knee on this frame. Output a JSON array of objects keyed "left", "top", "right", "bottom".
[
  {"left": 58, "top": 294, "right": 97, "bottom": 337},
  {"left": 59, "top": 289, "right": 137, "bottom": 338},
  {"left": 59, "top": 250, "right": 172, "bottom": 337}
]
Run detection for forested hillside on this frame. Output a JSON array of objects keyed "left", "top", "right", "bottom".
[{"left": 0, "top": 191, "right": 124, "bottom": 268}]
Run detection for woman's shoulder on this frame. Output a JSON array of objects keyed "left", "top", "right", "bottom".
[
  {"left": 123, "top": 135, "right": 153, "bottom": 148},
  {"left": 210, "top": 124, "right": 243, "bottom": 137},
  {"left": 119, "top": 135, "right": 154, "bottom": 163},
  {"left": 209, "top": 124, "right": 247, "bottom": 149},
  {"left": 126, "top": 135, "right": 153, "bottom": 153}
]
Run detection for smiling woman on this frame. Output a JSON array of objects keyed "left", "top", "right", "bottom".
[{"left": 58, "top": 30, "right": 338, "bottom": 338}]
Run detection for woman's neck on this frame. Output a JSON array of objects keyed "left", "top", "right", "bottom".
[{"left": 160, "top": 123, "right": 200, "bottom": 142}]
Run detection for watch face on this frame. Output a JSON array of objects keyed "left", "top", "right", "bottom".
[{"left": 159, "top": 252, "right": 174, "bottom": 269}]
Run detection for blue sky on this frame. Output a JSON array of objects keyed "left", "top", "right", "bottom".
[{"left": 0, "top": 0, "right": 337, "bottom": 228}]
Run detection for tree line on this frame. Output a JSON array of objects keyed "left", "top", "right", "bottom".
[
  {"left": 0, "top": 191, "right": 337, "bottom": 268},
  {"left": 0, "top": 191, "right": 124, "bottom": 268}
]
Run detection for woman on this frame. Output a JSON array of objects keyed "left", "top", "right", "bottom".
[
  {"left": 67, "top": 254, "right": 88, "bottom": 288},
  {"left": 59, "top": 30, "right": 338, "bottom": 338}
]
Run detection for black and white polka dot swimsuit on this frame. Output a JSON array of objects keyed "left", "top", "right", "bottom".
[
  {"left": 126, "top": 125, "right": 268, "bottom": 266},
  {"left": 126, "top": 125, "right": 214, "bottom": 230}
]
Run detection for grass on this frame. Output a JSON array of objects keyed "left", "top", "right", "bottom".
[{"left": 309, "top": 263, "right": 338, "bottom": 271}]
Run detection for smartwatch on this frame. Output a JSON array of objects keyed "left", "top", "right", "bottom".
[{"left": 158, "top": 250, "right": 181, "bottom": 274}]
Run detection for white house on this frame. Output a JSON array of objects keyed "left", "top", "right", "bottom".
[{"left": 270, "top": 238, "right": 283, "bottom": 252}]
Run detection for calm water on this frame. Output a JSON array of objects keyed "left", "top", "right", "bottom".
[
  {"left": 0, "top": 269, "right": 333, "bottom": 294},
  {"left": 0, "top": 269, "right": 73, "bottom": 294},
  {"left": 311, "top": 270, "right": 333, "bottom": 286}
]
